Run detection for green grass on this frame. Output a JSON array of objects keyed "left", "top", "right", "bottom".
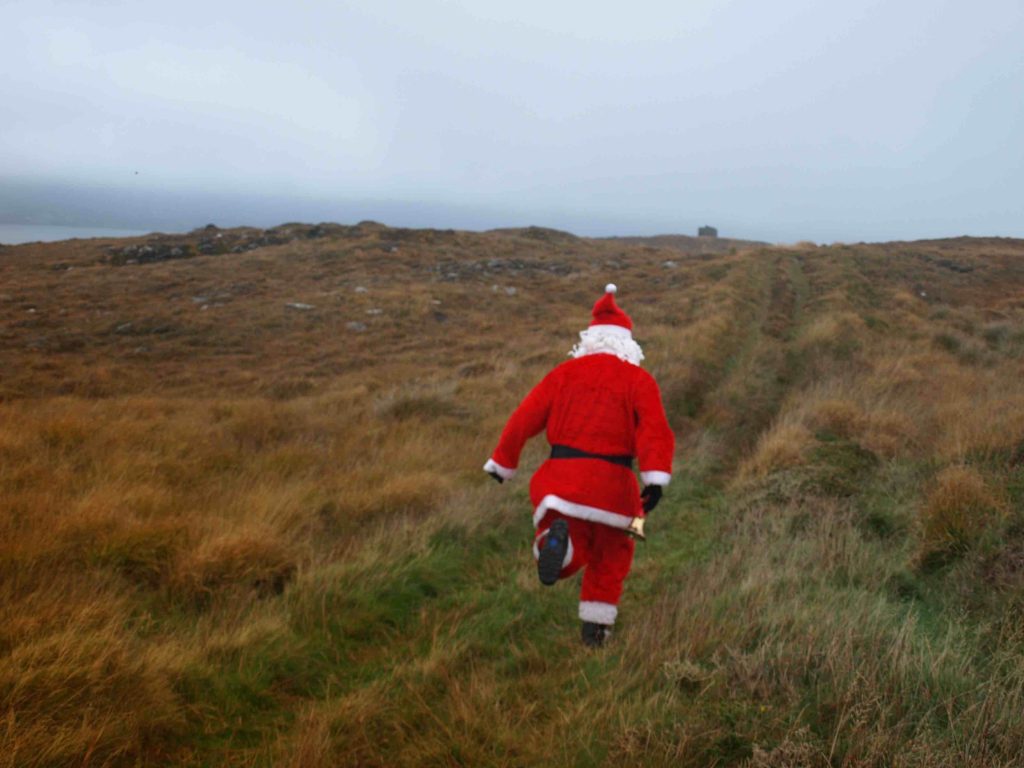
[{"left": 141, "top": 468, "right": 727, "bottom": 765}]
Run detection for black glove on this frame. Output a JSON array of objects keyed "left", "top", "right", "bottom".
[
  {"left": 488, "top": 471, "right": 504, "bottom": 484},
  {"left": 640, "top": 485, "right": 662, "bottom": 513}
]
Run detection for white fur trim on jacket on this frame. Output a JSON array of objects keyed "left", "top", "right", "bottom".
[
  {"left": 483, "top": 458, "right": 516, "bottom": 480},
  {"left": 640, "top": 470, "right": 672, "bottom": 487},
  {"left": 533, "top": 494, "right": 632, "bottom": 530},
  {"left": 579, "top": 601, "right": 618, "bottom": 625},
  {"left": 532, "top": 528, "right": 574, "bottom": 569}
]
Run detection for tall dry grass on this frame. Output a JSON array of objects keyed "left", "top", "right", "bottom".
[{"left": 3, "top": 228, "right": 1024, "bottom": 765}]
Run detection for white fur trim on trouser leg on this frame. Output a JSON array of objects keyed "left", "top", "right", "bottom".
[
  {"left": 483, "top": 458, "right": 516, "bottom": 480},
  {"left": 640, "top": 470, "right": 671, "bottom": 487},
  {"left": 533, "top": 494, "right": 632, "bottom": 530},
  {"left": 533, "top": 528, "right": 574, "bottom": 569},
  {"left": 579, "top": 601, "right": 618, "bottom": 625}
]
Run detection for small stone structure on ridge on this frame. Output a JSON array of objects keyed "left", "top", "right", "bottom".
[{"left": 698, "top": 225, "right": 718, "bottom": 238}]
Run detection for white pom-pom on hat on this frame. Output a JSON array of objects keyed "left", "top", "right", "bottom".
[{"left": 590, "top": 281, "right": 632, "bottom": 332}]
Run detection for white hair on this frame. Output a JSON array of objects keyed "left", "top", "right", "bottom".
[{"left": 569, "top": 327, "right": 644, "bottom": 366}]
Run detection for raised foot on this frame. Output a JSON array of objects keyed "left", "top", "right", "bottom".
[{"left": 537, "top": 519, "right": 569, "bottom": 586}]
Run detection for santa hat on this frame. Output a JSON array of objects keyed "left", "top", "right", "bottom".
[
  {"left": 589, "top": 283, "right": 633, "bottom": 337},
  {"left": 571, "top": 283, "right": 644, "bottom": 365}
]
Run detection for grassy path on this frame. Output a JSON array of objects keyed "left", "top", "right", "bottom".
[
  {"left": 252, "top": 252, "right": 809, "bottom": 766},
  {"left": 240, "top": 471, "right": 727, "bottom": 765}
]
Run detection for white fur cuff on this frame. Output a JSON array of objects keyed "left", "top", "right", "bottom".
[
  {"left": 640, "top": 470, "right": 671, "bottom": 487},
  {"left": 483, "top": 458, "right": 516, "bottom": 480},
  {"left": 579, "top": 601, "right": 618, "bottom": 625}
]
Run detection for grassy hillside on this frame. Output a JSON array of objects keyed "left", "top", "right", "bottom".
[{"left": 2, "top": 226, "right": 1024, "bottom": 766}]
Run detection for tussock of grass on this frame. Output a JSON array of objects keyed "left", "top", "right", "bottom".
[
  {"left": 916, "top": 466, "right": 1005, "bottom": 570},
  {"left": 797, "top": 310, "right": 865, "bottom": 361},
  {"left": 807, "top": 398, "right": 865, "bottom": 440},
  {"left": 737, "top": 421, "right": 813, "bottom": 480},
  {"left": 0, "top": 586, "right": 190, "bottom": 766},
  {"left": 173, "top": 530, "right": 299, "bottom": 604}
]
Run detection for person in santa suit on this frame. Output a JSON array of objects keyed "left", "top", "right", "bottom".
[{"left": 483, "top": 283, "right": 675, "bottom": 647}]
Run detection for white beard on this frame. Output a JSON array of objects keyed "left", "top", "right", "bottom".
[{"left": 569, "top": 328, "right": 645, "bottom": 366}]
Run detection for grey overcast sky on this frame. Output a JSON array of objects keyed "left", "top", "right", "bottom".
[{"left": 2, "top": 0, "right": 1023, "bottom": 242}]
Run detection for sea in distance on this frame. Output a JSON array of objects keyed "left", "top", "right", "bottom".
[{"left": 0, "top": 223, "right": 153, "bottom": 245}]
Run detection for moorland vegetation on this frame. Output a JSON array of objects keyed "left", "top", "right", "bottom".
[{"left": 2, "top": 225, "right": 1024, "bottom": 766}]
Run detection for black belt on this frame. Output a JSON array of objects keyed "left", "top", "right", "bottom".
[{"left": 550, "top": 444, "right": 634, "bottom": 468}]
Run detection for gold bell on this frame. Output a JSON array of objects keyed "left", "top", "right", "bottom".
[{"left": 625, "top": 516, "right": 646, "bottom": 541}]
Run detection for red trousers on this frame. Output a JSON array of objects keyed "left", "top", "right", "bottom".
[{"left": 534, "top": 510, "right": 635, "bottom": 625}]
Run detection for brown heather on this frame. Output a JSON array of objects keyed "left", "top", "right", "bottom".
[{"left": 2, "top": 227, "right": 1024, "bottom": 766}]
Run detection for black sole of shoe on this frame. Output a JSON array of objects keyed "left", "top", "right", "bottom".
[
  {"left": 581, "top": 621, "right": 610, "bottom": 648},
  {"left": 537, "top": 519, "right": 569, "bottom": 586}
]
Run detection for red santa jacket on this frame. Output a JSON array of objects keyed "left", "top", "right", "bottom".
[{"left": 484, "top": 353, "right": 675, "bottom": 530}]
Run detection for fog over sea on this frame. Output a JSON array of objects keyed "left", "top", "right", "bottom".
[{"left": 0, "top": 223, "right": 152, "bottom": 245}]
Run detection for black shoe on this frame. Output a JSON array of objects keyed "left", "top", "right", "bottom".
[
  {"left": 581, "top": 621, "right": 611, "bottom": 648},
  {"left": 537, "top": 519, "right": 569, "bottom": 586}
]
